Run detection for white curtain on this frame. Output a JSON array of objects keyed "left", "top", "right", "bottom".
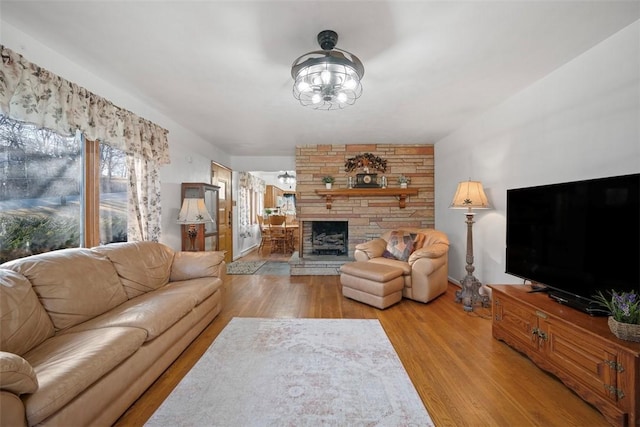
[
  {"left": 238, "top": 172, "right": 265, "bottom": 238},
  {"left": 0, "top": 45, "right": 170, "bottom": 241}
]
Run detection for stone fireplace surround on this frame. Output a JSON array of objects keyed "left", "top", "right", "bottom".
[{"left": 290, "top": 144, "right": 435, "bottom": 275}]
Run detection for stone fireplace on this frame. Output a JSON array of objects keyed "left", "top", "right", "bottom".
[{"left": 289, "top": 143, "right": 435, "bottom": 275}]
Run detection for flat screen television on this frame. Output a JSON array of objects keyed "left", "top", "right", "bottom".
[{"left": 506, "top": 173, "right": 640, "bottom": 315}]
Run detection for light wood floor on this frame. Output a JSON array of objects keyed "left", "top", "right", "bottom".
[{"left": 115, "top": 249, "right": 608, "bottom": 426}]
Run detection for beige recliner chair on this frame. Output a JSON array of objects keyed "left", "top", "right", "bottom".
[{"left": 353, "top": 228, "right": 449, "bottom": 303}]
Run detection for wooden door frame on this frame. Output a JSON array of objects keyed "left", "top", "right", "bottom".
[{"left": 211, "top": 161, "right": 232, "bottom": 262}]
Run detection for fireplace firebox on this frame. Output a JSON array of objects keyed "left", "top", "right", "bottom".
[{"left": 311, "top": 221, "right": 348, "bottom": 255}]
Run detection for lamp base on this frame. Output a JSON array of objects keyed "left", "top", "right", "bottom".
[
  {"left": 187, "top": 225, "right": 198, "bottom": 251},
  {"left": 455, "top": 273, "right": 490, "bottom": 312}
]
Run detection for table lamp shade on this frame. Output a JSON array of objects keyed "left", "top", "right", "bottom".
[
  {"left": 177, "top": 198, "right": 213, "bottom": 224},
  {"left": 450, "top": 180, "right": 490, "bottom": 210}
]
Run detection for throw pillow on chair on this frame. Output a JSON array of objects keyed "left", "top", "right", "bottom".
[{"left": 382, "top": 231, "right": 415, "bottom": 261}]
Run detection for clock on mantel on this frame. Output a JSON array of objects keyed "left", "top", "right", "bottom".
[{"left": 354, "top": 173, "right": 379, "bottom": 188}]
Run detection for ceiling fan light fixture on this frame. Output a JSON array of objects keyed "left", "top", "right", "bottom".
[
  {"left": 297, "top": 81, "right": 311, "bottom": 92},
  {"left": 277, "top": 171, "right": 296, "bottom": 184},
  {"left": 291, "top": 30, "right": 364, "bottom": 110}
]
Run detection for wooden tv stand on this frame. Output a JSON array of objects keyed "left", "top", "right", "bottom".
[{"left": 489, "top": 285, "right": 640, "bottom": 427}]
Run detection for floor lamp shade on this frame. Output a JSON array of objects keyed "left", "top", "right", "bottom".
[
  {"left": 450, "top": 180, "right": 490, "bottom": 311},
  {"left": 177, "top": 198, "right": 214, "bottom": 251},
  {"left": 450, "top": 180, "right": 490, "bottom": 211}
]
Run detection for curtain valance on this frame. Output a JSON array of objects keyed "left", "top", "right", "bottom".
[
  {"left": 238, "top": 171, "right": 265, "bottom": 193},
  {"left": 0, "top": 45, "right": 170, "bottom": 165}
]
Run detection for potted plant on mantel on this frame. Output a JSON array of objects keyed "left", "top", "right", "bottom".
[
  {"left": 322, "top": 176, "right": 335, "bottom": 189},
  {"left": 595, "top": 289, "right": 640, "bottom": 342},
  {"left": 398, "top": 175, "right": 411, "bottom": 189}
]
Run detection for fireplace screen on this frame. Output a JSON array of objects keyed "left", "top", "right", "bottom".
[{"left": 311, "top": 221, "right": 348, "bottom": 255}]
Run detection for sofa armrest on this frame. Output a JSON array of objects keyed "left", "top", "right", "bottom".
[
  {"left": 0, "top": 352, "right": 38, "bottom": 395},
  {"left": 1, "top": 391, "right": 27, "bottom": 427},
  {"left": 170, "top": 251, "right": 226, "bottom": 282},
  {"left": 411, "top": 254, "right": 448, "bottom": 276},
  {"left": 408, "top": 243, "right": 449, "bottom": 264},
  {"left": 354, "top": 239, "right": 387, "bottom": 260}
]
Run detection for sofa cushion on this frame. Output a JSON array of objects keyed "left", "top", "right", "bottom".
[
  {"left": 93, "top": 241, "right": 174, "bottom": 299},
  {"left": 0, "top": 269, "right": 55, "bottom": 354},
  {"left": 170, "top": 251, "right": 225, "bottom": 281},
  {"left": 23, "top": 326, "right": 147, "bottom": 426},
  {"left": 163, "top": 277, "right": 223, "bottom": 306},
  {"left": 60, "top": 278, "right": 220, "bottom": 341},
  {"left": 368, "top": 257, "right": 413, "bottom": 275},
  {"left": 382, "top": 230, "right": 415, "bottom": 261},
  {"left": 1, "top": 249, "right": 127, "bottom": 332},
  {"left": 0, "top": 352, "right": 38, "bottom": 394}
]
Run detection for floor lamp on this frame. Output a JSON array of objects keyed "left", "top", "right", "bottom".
[
  {"left": 177, "top": 198, "right": 213, "bottom": 251},
  {"left": 450, "top": 180, "right": 491, "bottom": 311}
]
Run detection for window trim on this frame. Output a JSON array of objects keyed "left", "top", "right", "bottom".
[{"left": 84, "top": 138, "right": 101, "bottom": 247}]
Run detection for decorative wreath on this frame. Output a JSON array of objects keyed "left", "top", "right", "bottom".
[{"left": 344, "top": 153, "right": 387, "bottom": 173}]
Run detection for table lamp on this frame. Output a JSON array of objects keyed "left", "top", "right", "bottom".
[{"left": 177, "top": 198, "right": 213, "bottom": 251}]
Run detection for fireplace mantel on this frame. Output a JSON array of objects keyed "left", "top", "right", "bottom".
[{"left": 315, "top": 188, "right": 419, "bottom": 209}]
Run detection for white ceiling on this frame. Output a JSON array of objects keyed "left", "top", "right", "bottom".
[{"left": 2, "top": 1, "right": 639, "bottom": 156}]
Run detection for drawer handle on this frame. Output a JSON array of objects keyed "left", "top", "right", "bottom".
[
  {"left": 604, "top": 384, "right": 625, "bottom": 399},
  {"left": 531, "top": 328, "right": 548, "bottom": 341},
  {"left": 604, "top": 359, "right": 625, "bottom": 373}
]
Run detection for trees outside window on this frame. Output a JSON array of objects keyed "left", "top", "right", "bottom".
[
  {"left": 0, "top": 115, "right": 127, "bottom": 263},
  {"left": 98, "top": 141, "right": 128, "bottom": 244}
]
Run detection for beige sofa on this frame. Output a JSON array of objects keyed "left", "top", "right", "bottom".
[
  {"left": 0, "top": 241, "right": 225, "bottom": 427},
  {"left": 353, "top": 228, "right": 449, "bottom": 303}
]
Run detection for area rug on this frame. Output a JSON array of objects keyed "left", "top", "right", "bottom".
[
  {"left": 145, "top": 318, "right": 433, "bottom": 426},
  {"left": 226, "top": 260, "right": 266, "bottom": 275}
]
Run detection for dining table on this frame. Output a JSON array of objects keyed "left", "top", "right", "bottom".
[{"left": 268, "top": 222, "right": 298, "bottom": 253}]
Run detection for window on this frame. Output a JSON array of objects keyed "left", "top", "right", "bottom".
[
  {"left": 98, "top": 142, "right": 128, "bottom": 244},
  {"left": 0, "top": 115, "right": 127, "bottom": 263}
]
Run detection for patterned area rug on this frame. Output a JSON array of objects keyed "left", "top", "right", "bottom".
[
  {"left": 226, "top": 260, "right": 266, "bottom": 275},
  {"left": 145, "top": 318, "right": 434, "bottom": 426}
]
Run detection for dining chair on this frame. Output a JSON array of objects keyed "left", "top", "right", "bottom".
[
  {"left": 285, "top": 214, "right": 297, "bottom": 225},
  {"left": 268, "top": 215, "right": 288, "bottom": 253},
  {"left": 284, "top": 215, "right": 297, "bottom": 252},
  {"left": 257, "top": 215, "right": 271, "bottom": 253}
]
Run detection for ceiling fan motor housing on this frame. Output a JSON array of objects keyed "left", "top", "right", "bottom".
[{"left": 318, "top": 30, "right": 338, "bottom": 51}]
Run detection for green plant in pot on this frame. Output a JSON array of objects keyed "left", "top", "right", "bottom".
[
  {"left": 322, "top": 176, "right": 335, "bottom": 189},
  {"left": 594, "top": 289, "right": 640, "bottom": 341},
  {"left": 397, "top": 175, "right": 410, "bottom": 188}
]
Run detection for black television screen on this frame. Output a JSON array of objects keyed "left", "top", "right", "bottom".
[{"left": 506, "top": 173, "right": 640, "bottom": 314}]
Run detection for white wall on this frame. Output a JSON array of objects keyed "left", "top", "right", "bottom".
[
  {"left": 1, "top": 23, "right": 230, "bottom": 251},
  {"left": 435, "top": 21, "right": 640, "bottom": 293},
  {"left": 230, "top": 155, "right": 296, "bottom": 172}
]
